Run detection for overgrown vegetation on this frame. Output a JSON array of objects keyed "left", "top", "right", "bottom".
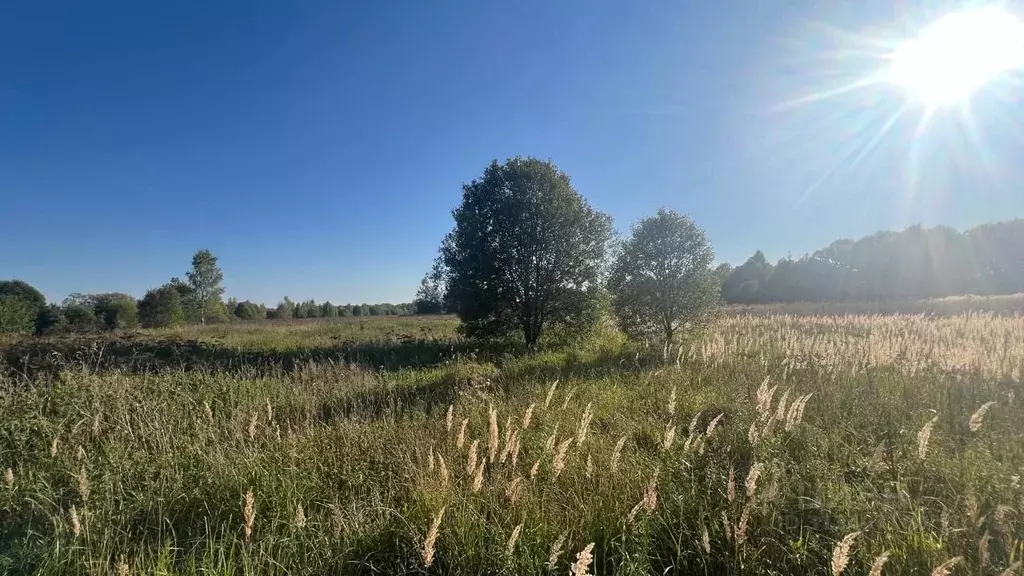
[{"left": 1, "top": 314, "right": 1023, "bottom": 575}]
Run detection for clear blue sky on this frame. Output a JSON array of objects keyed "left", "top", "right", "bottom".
[{"left": 4, "top": 1, "right": 1024, "bottom": 305}]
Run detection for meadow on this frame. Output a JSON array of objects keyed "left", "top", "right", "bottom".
[{"left": 1, "top": 314, "right": 1022, "bottom": 575}]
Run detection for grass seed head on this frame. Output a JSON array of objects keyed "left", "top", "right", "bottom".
[
  {"left": 70, "top": 505, "right": 81, "bottom": 537},
  {"left": 868, "top": 551, "right": 891, "bottom": 576},
  {"left": 505, "top": 523, "right": 523, "bottom": 555},
  {"left": 553, "top": 438, "right": 574, "bottom": 478},
  {"left": 4, "top": 467, "right": 12, "bottom": 490},
  {"left": 610, "top": 435, "right": 627, "bottom": 473},
  {"left": 746, "top": 462, "right": 763, "bottom": 498},
  {"left": 831, "top": 531, "right": 860, "bottom": 576},
  {"left": 466, "top": 439, "right": 479, "bottom": 476},
  {"left": 243, "top": 488, "right": 255, "bottom": 541},
  {"left": 544, "top": 380, "right": 559, "bottom": 409},
  {"left": 522, "top": 403, "right": 535, "bottom": 430},
  {"left": 422, "top": 506, "right": 445, "bottom": 568},
  {"left": 918, "top": 415, "right": 939, "bottom": 459},
  {"left": 547, "top": 531, "right": 568, "bottom": 569},
  {"left": 931, "top": 556, "right": 963, "bottom": 576},
  {"left": 969, "top": 401, "right": 996, "bottom": 432},
  {"left": 571, "top": 542, "right": 595, "bottom": 576},
  {"left": 489, "top": 406, "right": 499, "bottom": 463},
  {"left": 445, "top": 404, "right": 454, "bottom": 432},
  {"left": 456, "top": 418, "right": 469, "bottom": 449}
]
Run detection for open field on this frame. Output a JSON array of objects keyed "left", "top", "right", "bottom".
[{"left": 2, "top": 315, "right": 1023, "bottom": 575}]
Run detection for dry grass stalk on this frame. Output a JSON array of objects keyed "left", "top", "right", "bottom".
[
  {"left": 735, "top": 503, "right": 751, "bottom": 545},
  {"left": 745, "top": 462, "right": 763, "bottom": 498},
  {"left": 503, "top": 416, "right": 513, "bottom": 445},
  {"left": 445, "top": 404, "right": 454, "bottom": 432},
  {"left": 70, "top": 505, "right": 81, "bottom": 537},
  {"left": 265, "top": 398, "right": 273, "bottom": 423},
  {"left": 576, "top": 403, "right": 594, "bottom": 445},
  {"left": 78, "top": 464, "right": 89, "bottom": 502},
  {"left": 489, "top": 406, "right": 500, "bottom": 463},
  {"left": 294, "top": 503, "right": 306, "bottom": 529},
  {"left": 727, "top": 465, "right": 736, "bottom": 503},
  {"left": 748, "top": 420, "right": 760, "bottom": 445},
  {"left": 4, "top": 468, "right": 12, "bottom": 490},
  {"left": 1000, "top": 561, "right": 1021, "bottom": 576},
  {"left": 511, "top": 434, "right": 521, "bottom": 468},
  {"left": 422, "top": 506, "right": 445, "bottom": 568},
  {"left": 472, "top": 461, "right": 485, "bottom": 492},
  {"left": 668, "top": 385, "right": 677, "bottom": 417},
  {"left": 705, "top": 413, "right": 724, "bottom": 437},
  {"left": 868, "top": 551, "right": 891, "bottom": 576},
  {"left": 243, "top": 488, "right": 255, "bottom": 541},
  {"left": 76, "top": 445, "right": 86, "bottom": 461},
  {"left": 522, "top": 403, "right": 535, "bottom": 430},
  {"left": 545, "top": 423, "right": 560, "bottom": 452},
  {"left": 610, "top": 435, "right": 627, "bottom": 473},
  {"left": 831, "top": 531, "right": 860, "bottom": 576},
  {"left": 428, "top": 448, "right": 435, "bottom": 472},
  {"left": 500, "top": 430, "right": 518, "bottom": 464},
  {"left": 50, "top": 436, "right": 58, "bottom": 458},
  {"left": 248, "top": 412, "right": 258, "bottom": 441},
  {"left": 561, "top": 388, "right": 576, "bottom": 411},
  {"left": 979, "top": 531, "right": 991, "bottom": 567},
  {"left": 571, "top": 542, "right": 595, "bottom": 576},
  {"left": 627, "top": 470, "right": 659, "bottom": 522},
  {"left": 530, "top": 459, "right": 541, "bottom": 480},
  {"left": 456, "top": 418, "right": 469, "bottom": 449},
  {"left": 91, "top": 412, "right": 101, "bottom": 438},
  {"left": 662, "top": 423, "right": 676, "bottom": 451},
  {"left": 774, "top": 388, "right": 792, "bottom": 423},
  {"left": 585, "top": 452, "right": 594, "bottom": 479},
  {"left": 506, "top": 476, "right": 524, "bottom": 503},
  {"left": 687, "top": 410, "right": 703, "bottom": 436},
  {"left": 969, "top": 401, "right": 996, "bottom": 432},
  {"left": 505, "top": 523, "right": 523, "bottom": 555},
  {"left": 437, "top": 454, "right": 449, "bottom": 486},
  {"left": 115, "top": 555, "right": 129, "bottom": 576},
  {"left": 553, "top": 438, "right": 574, "bottom": 478},
  {"left": 931, "top": 556, "right": 963, "bottom": 576},
  {"left": 544, "top": 380, "right": 559, "bottom": 409},
  {"left": 547, "top": 531, "right": 568, "bottom": 569},
  {"left": 701, "top": 523, "right": 711, "bottom": 553},
  {"left": 795, "top": 393, "right": 812, "bottom": 425},
  {"left": 918, "top": 415, "right": 938, "bottom": 459},
  {"left": 466, "top": 440, "right": 479, "bottom": 477}
]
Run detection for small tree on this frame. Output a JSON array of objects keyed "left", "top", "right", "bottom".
[
  {"left": 414, "top": 275, "right": 445, "bottom": 314},
  {"left": 186, "top": 249, "right": 225, "bottom": 325},
  {"left": 233, "top": 301, "right": 265, "bottom": 321},
  {"left": 608, "top": 209, "right": 719, "bottom": 359},
  {"left": 89, "top": 293, "right": 140, "bottom": 330},
  {"left": 438, "top": 157, "right": 613, "bottom": 348},
  {"left": 0, "top": 280, "right": 46, "bottom": 334},
  {"left": 139, "top": 285, "right": 185, "bottom": 328}
]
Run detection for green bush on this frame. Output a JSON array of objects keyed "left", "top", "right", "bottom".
[{"left": 139, "top": 286, "right": 185, "bottom": 328}]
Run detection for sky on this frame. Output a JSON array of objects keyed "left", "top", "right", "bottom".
[{"left": 3, "top": 1, "right": 1024, "bottom": 305}]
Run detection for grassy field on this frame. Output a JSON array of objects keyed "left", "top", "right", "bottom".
[{"left": 1, "top": 315, "right": 1023, "bottom": 575}]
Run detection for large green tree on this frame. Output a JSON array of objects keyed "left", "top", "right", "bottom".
[
  {"left": 0, "top": 280, "right": 46, "bottom": 334},
  {"left": 139, "top": 285, "right": 185, "bottom": 328},
  {"left": 438, "top": 157, "right": 613, "bottom": 348},
  {"left": 608, "top": 209, "right": 719, "bottom": 357},
  {"left": 186, "top": 249, "right": 225, "bottom": 325}
]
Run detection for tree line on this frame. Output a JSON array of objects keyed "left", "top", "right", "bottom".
[
  {"left": 718, "top": 219, "right": 1024, "bottom": 303},
  {"left": 0, "top": 249, "right": 412, "bottom": 335}
]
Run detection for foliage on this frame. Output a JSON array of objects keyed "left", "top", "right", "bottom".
[
  {"left": 608, "top": 209, "right": 719, "bottom": 351},
  {"left": 438, "top": 157, "right": 613, "bottom": 347},
  {"left": 233, "top": 300, "right": 266, "bottom": 321},
  {"left": 139, "top": 285, "right": 185, "bottom": 328},
  {"left": 0, "top": 280, "right": 46, "bottom": 334},
  {"left": 0, "top": 280, "right": 46, "bottom": 312},
  {"left": 88, "top": 293, "right": 140, "bottom": 330},
  {"left": 186, "top": 249, "right": 225, "bottom": 325},
  {"left": 414, "top": 274, "right": 446, "bottom": 314}
]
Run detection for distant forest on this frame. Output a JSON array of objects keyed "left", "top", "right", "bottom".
[{"left": 719, "top": 219, "right": 1024, "bottom": 303}]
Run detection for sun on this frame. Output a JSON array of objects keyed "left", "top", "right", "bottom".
[{"left": 885, "top": 7, "right": 1024, "bottom": 108}]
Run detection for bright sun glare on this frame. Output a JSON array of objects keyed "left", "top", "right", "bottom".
[{"left": 885, "top": 7, "right": 1024, "bottom": 108}]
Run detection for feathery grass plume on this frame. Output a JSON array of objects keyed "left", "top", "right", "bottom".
[
  {"left": 522, "top": 403, "right": 535, "bottom": 430},
  {"left": 969, "top": 401, "right": 997, "bottom": 432},
  {"left": 701, "top": 523, "right": 711, "bottom": 553},
  {"left": 547, "top": 531, "right": 568, "bottom": 570},
  {"left": 576, "top": 402, "right": 595, "bottom": 445},
  {"left": 428, "top": 448, "right": 435, "bottom": 472},
  {"left": 437, "top": 454, "right": 449, "bottom": 486},
  {"left": 456, "top": 418, "right": 469, "bottom": 449},
  {"left": 4, "top": 468, "right": 12, "bottom": 490},
  {"left": 553, "top": 438, "right": 573, "bottom": 478},
  {"left": 627, "top": 470, "right": 660, "bottom": 522},
  {"left": 964, "top": 494, "right": 979, "bottom": 524},
  {"left": 571, "top": 543, "right": 595, "bottom": 576},
  {"left": 918, "top": 415, "right": 938, "bottom": 459},
  {"left": 115, "top": 556, "right": 129, "bottom": 576},
  {"left": 662, "top": 423, "right": 676, "bottom": 451},
  {"left": 265, "top": 398, "right": 273, "bottom": 423},
  {"left": 70, "top": 505, "right": 81, "bottom": 537},
  {"left": 668, "top": 385, "right": 677, "bottom": 417},
  {"left": 561, "top": 388, "right": 576, "bottom": 411},
  {"left": 830, "top": 531, "right": 860, "bottom": 576},
  {"left": 979, "top": 531, "right": 991, "bottom": 568},
  {"left": 761, "top": 412, "right": 778, "bottom": 440},
  {"left": 50, "top": 436, "right": 59, "bottom": 458},
  {"left": 585, "top": 452, "right": 594, "bottom": 478},
  {"left": 868, "top": 551, "right": 891, "bottom": 576},
  {"left": 735, "top": 503, "right": 752, "bottom": 545},
  {"left": 472, "top": 461, "right": 485, "bottom": 492},
  {"left": 610, "top": 435, "right": 627, "bottom": 473},
  {"left": 745, "top": 462, "right": 763, "bottom": 498},
  {"left": 333, "top": 504, "right": 345, "bottom": 538},
  {"left": 466, "top": 439, "right": 479, "bottom": 476},
  {"left": 705, "top": 413, "right": 724, "bottom": 438},
  {"left": 203, "top": 401, "right": 214, "bottom": 422},
  {"left": 794, "top": 393, "right": 813, "bottom": 425},
  {"left": 1000, "top": 561, "right": 1021, "bottom": 576},
  {"left": 687, "top": 410, "right": 703, "bottom": 436},
  {"left": 506, "top": 523, "right": 523, "bottom": 555},
  {"left": 422, "top": 506, "right": 445, "bottom": 568},
  {"left": 727, "top": 465, "right": 736, "bottom": 503},
  {"left": 248, "top": 412, "right": 258, "bottom": 441},
  {"left": 78, "top": 464, "right": 89, "bottom": 502},
  {"left": 76, "top": 445, "right": 86, "bottom": 461},
  {"left": 511, "top": 434, "right": 521, "bottom": 468},
  {"left": 545, "top": 423, "right": 560, "bottom": 452},
  {"left": 506, "top": 476, "right": 524, "bottom": 503},
  {"left": 503, "top": 416, "right": 513, "bottom": 444},
  {"left": 500, "top": 430, "right": 518, "bottom": 464},
  {"left": 294, "top": 503, "right": 306, "bottom": 529},
  {"left": 489, "top": 406, "right": 500, "bottom": 463},
  {"left": 544, "top": 380, "right": 560, "bottom": 409},
  {"left": 931, "top": 557, "right": 963, "bottom": 576},
  {"left": 91, "top": 412, "right": 101, "bottom": 438},
  {"left": 721, "top": 510, "right": 732, "bottom": 542},
  {"left": 243, "top": 488, "right": 255, "bottom": 541},
  {"left": 445, "top": 404, "right": 454, "bottom": 432},
  {"left": 774, "top": 388, "right": 792, "bottom": 423},
  {"left": 530, "top": 458, "right": 541, "bottom": 480},
  {"left": 748, "top": 420, "right": 760, "bottom": 445}
]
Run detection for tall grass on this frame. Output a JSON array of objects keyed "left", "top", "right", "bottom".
[{"left": 0, "top": 315, "right": 1022, "bottom": 574}]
